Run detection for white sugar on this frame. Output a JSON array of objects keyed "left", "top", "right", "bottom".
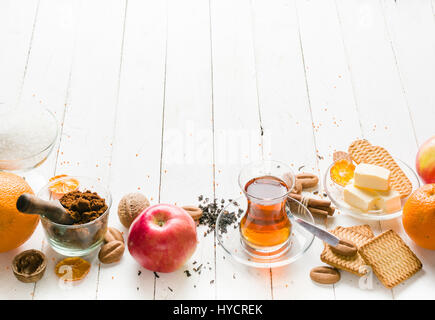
[{"left": 0, "top": 109, "right": 58, "bottom": 161}]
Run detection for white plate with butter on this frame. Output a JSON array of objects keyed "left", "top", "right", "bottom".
[{"left": 323, "top": 158, "right": 421, "bottom": 220}]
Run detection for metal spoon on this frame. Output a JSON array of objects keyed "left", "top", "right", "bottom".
[{"left": 16, "top": 193, "right": 75, "bottom": 225}]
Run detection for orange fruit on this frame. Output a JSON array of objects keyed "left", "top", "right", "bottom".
[
  {"left": 48, "top": 175, "right": 79, "bottom": 199},
  {"left": 330, "top": 159, "right": 355, "bottom": 186},
  {"left": 0, "top": 172, "right": 39, "bottom": 253},
  {"left": 55, "top": 257, "right": 91, "bottom": 281},
  {"left": 49, "top": 174, "right": 68, "bottom": 182},
  {"left": 402, "top": 184, "right": 435, "bottom": 250}
]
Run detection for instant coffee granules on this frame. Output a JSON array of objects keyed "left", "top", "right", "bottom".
[{"left": 60, "top": 190, "right": 107, "bottom": 224}]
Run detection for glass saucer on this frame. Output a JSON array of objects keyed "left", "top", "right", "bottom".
[
  {"left": 324, "top": 157, "right": 421, "bottom": 220},
  {"left": 215, "top": 196, "right": 315, "bottom": 268}
]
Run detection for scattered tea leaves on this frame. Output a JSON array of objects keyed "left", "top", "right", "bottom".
[{"left": 197, "top": 196, "right": 242, "bottom": 236}]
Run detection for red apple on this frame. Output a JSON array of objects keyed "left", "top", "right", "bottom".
[
  {"left": 127, "top": 204, "right": 197, "bottom": 273},
  {"left": 416, "top": 136, "right": 435, "bottom": 184}
]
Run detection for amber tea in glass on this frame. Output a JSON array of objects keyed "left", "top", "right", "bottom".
[{"left": 238, "top": 160, "right": 295, "bottom": 254}]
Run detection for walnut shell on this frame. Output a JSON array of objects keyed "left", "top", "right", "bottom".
[
  {"left": 12, "top": 250, "right": 47, "bottom": 283},
  {"left": 118, "top": 193, "right": 150, "bottom": 228},
  {"left": 98, "top": 241, "right": 125, "bottom": 264}
]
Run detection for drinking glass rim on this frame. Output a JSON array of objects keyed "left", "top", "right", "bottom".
[{"left": 238, "top": 159, "right": 295, "bottom": 202}]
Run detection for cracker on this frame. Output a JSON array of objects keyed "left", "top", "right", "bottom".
[
  {"left": 359, "top": 230, "right": 422, "bottom": 288},
  {"left": 348, "top": 139, "right": 372, "bottom": 163},
  {"left": 346, "top": 224, "right": 374, "bottom": 238},
  {"left": 348, "top": 140, "right": 412, "bottom": 198},
  {"left": 333, "top": 151, "right": 352, "bottom": 163},
  {"left": 320, "top": 226, "right": 373, "bottom": 276}
]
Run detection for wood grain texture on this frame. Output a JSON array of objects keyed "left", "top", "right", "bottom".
[
  {"left": 296, "top": 0, "right": 389, "bottom": 300},
  {"left": 250, "top": 0, "right": 331, "bottom": 300},
  {"left": 154, "top": 0, "right": 215, "bottom": 300},
  {"left": 211, "top": 0, "right": 272, "bottom": 300},
  {"left": 96, "top": 0, "right": 166, "bottom": 300},
  {"left": 0, "top": 0, "right": 433, "bottom": 300}
]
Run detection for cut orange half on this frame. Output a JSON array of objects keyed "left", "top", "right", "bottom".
[
  {"left": 48, "top": 175, "right": 79, "bottom": 200},
  {"left": 330, "top": 159, "right": 355, "bottom": 187}
]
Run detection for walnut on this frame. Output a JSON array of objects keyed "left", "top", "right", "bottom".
[
  {"left": 12, "top": 250, "right": 47, "bottom": 283},
  {"left": 118, "top": 193, "right": 150, "bottom": 228}
]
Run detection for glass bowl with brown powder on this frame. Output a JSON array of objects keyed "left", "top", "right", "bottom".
[{"left": 37, "top": 176, "right": 112, "bottom": 256}]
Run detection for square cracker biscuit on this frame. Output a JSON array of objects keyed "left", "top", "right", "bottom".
[
  {"left": 359, "top": 230, "right": 422, "bottom": 288},
  {"left": 320, "top": 226, "right": 373, "bottom": 276},
  {"left": 346, "top": 224, "right": 374, "bottom": 238}
]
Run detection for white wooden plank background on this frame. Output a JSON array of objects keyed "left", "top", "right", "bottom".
[{"left": 0, "top": 0, "right": 434, "bottom": 300}]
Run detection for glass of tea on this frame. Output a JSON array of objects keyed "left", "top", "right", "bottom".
[{"left": 238, "top": 160, "right": 295, "bottom": 256}]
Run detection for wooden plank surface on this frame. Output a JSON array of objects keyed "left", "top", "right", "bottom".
[
  {"left": 0, "top": 0, "right": 434, "bottom": 300},
  {"left": 155, "top": 0, "right": 215, "bottom": 300},
  {"left": 96, "top": 0, "right": 166, "bottom": 300},
  {"left": 211, "top": 0, "right": 272, "bottom": 300}
]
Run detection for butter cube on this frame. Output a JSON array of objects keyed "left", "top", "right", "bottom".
[
  {"left": 354, "top": 163, "right": 390, "bottom": 191},
  {"left": 343, "top": 184, "right": 380, "bottom": 212},
  {"left": 376, "top": 189, "right": 402, "bottom": 213}
]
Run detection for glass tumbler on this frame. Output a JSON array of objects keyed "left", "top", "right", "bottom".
[
  {"left": 37, "top": 176, "right": 112, "bottom": 256},
  {"left": 238, "top": 160, "right": 295, "bottom": 255}
]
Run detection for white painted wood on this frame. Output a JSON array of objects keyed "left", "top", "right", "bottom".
[
  {"left": 96, "top": 0, "right": 167, "bottom": 300},
  {"left": 1, "top": 0, "right": 434, "bottom": 300},
  {"left": 0, "top": 0, "right": 77, "bottom": 300},
  {"left": 250, "top": 0, "right": 333, "bottom": 300},
  {"left": 379, "top": 0, "right": 435, "bottom": 300},
  {"left": 296, "top": 0, "right": 391, "bottom": 300},
  {"left": 381, "top": 0, "right": 435, "bottom": 145},
  {"left": 210, "top": 0, "right": 272, "bottom": 300},
  {"left": 0, "top": 0, "right": 39, "bottom": 108},
  {"left": 19, "top": 0, "right": 78, "bottom": 182},
  {"left": 154, "top": 0, "right": 215, "bottom": 300},
  {"left": 32, "top": 0, "right": 126, "bottom": 299},
  {"left": 336, "top": 0, "right": 434, "bottom": 299}
]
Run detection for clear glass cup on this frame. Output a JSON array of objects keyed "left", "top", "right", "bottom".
[
  {"left": 37, "top": 176, "right": 112, "bottom": 256},
  {"left": 238, "top": 160, "right": 295, "bottom": 255}
]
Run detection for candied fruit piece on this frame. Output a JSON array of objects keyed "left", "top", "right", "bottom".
[
  {"left": 55, "top": 257, "right": 90, "bottom": 282},
  {"left": 48, "top": 176, "right": 79, "bottom": 200},
  {"left": 330, "top": 159, "right": 355, "bottom": 186}
]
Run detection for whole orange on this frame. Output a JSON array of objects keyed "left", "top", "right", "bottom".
[
  {"left": 0, "top": 172, "right": 39, "bottom": 252},
  {"left": 402, "top": 184, "right": 435, "bottom": 250}
]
